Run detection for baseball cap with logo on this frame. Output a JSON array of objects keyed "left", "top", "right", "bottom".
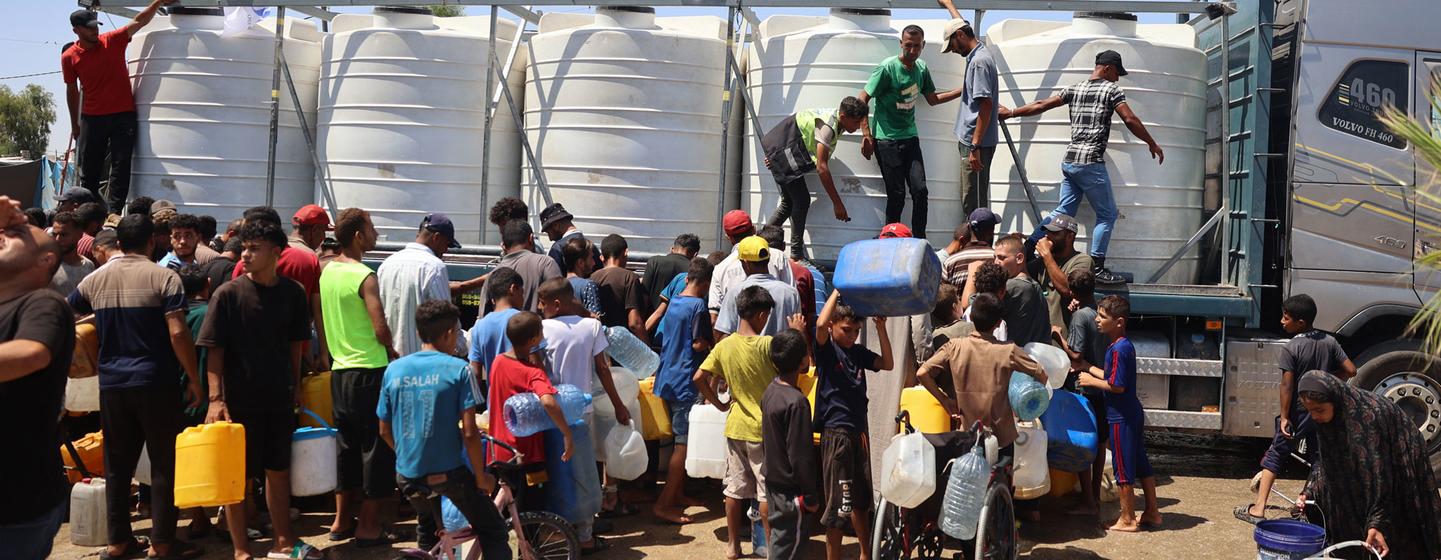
[
  {"left": 1096, "top": 50, "right": 1128, "bottom": 76},
  {"left": 1044, "top": 213, "right": 1080, "bottom": 233},
  {"left": 941, "top": 18, "right": 971, "bottom": 53},
  {"left": 292, "top": 204, "right": 333, "bottom": 229},
  {"left": 736, "top": 236, "right": 770, "bottom": 262},
  {"left": 55, "top": 188, "right": 99, "bottom": 205},
  {"left": 723, "top": 210, "right": 756, "bottom": 238},
  {"left": 70, "top": 10, "right": 102, "bottom": 29},
  {"left": 421, "top": 213, "right": 463, "bottom": 248},
  {"left": 150, "top": 200, "right": 177, "bottom": 221},
  {"left": 879, "top": 223, "right": 913, "bottom": 238},
  {"left": 968, "top": 208, "right": 999, "bottom": 231}
]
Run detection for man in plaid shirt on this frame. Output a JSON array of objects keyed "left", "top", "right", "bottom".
[{"left": 998, "top": 50, "right": 1164, "bottom": 285}]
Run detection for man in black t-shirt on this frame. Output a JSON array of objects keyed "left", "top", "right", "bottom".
[
  {"left": 198, "top": 220, "right": 318, "bottom": 559},
  {"left": 0, "top": 196, "right": 74, "bottom": 558}
]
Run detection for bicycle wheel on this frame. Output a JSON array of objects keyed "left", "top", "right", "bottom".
[
  {"left": 872, "top": 497, "right": 908, "bottom": 560},
  {"left": 517, "top": 511, "right": 581, "bottom": 560},
  {"left": 973, "top": 482, "right": 1016, "bottom": 560}
]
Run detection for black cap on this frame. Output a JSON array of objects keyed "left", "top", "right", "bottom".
[
  {"left": 539, "top": 203, "right": 574, "bottom": 230},
  {"left": 55, "top": 187, "right": 99, "bottom": 204},
  {"left": 70, "top": 10, "right": 102, "bottom": 29},
  {"left": 421, "top": 213, "right": 463, "bottom": 248},
  {"left": 1096, "top": 50, "right": 1128, "bottom": 76},
  {"left": 967, "top": 207, "right": 999, "bottom": 231}
]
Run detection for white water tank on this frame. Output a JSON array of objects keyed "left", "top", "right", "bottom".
[
  {"left": 744, "top": 9, "right": 966, "bottom": 262},
  {"left": 319, "top": 7, "right": 524, "bottom": 245},
  {"left": 128, "top": 8, "right": 321, "bottom": 224},
  {"left": 988, "top": 13, "right": 1206, "bottom": 283},
  {"left": 524, "top": 8, "right": 728, "bottom": 253}
]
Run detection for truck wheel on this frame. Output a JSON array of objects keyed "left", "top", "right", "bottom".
[{"left": 1352, "top": 345, "right": 1441, "bottom": 473}]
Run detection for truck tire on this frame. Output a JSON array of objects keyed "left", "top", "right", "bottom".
[{"left": 1351, "top": 346, "right": 1441, "bottom": 474}]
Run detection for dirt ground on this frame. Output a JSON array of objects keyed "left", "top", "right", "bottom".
[{"left": 49, "top": 433, "right": 1301, "bottom": 559}]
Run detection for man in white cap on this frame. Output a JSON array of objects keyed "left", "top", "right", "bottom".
[{"left": 939, "top": 0, "right": 998, "bottom": 215}]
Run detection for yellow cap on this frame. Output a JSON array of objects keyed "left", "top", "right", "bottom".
[{"left": 736, "top": 236, "right": 770, "bottom": 263}]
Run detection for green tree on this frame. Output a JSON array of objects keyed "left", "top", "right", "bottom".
[
  {"left": 428, "top": 5, "right": 464, "bottom": 17},
  {"left": 0, "top": 84, "right": 56, "bottom": 157},
  {"left": 1380, "top": 75, "right": 1441, "bottom": 351}
]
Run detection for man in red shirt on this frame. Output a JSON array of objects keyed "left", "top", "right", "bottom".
[{"left": 61, "top": 0, "right": 173, "bottom": 212}]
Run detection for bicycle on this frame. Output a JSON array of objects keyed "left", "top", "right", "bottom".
[
  {"left": 871, "top": 413, "right": 1017, "bottom": 560},
  {"left": 398, "top": 435, "right": 581, "bottom": 560}
]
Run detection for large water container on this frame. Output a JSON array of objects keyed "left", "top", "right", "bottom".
[
  {"left": 128, "top": 9, "right": 321, "bottom": 224},
  {"left": 174, "top": 422, "right": 247, "bottom": 508},
  {"left": 291, "top": 409, "right": 338, "bottom": 497},
  {"left": 524, "top": 8, "right": 729, "bottom": 253},
  {"left": 603, "top": 423, "right": 648, "bottom": 481},
  {"left": 899, "top": 386, "right": 950, "bottom": 434},
  {"left": 605, "top": 326, "right": 659, "bottom": 378},
  {"left": 685, "top": 402, "right": 728, "bottom": 479},
  {"left": 1008, "top": 371, "right": 1051, "bottom": 421},
  {"left": 744, "top": 10, "right": 966, "bottom": 262},
  {"left": 544, "top": 419, "right": 603, "bottom": 525},
  {"left": 939, "top": 439, "right": 990, "bottom": 540},
  {"left": 320, "top": 7, "right": 524, "bottom": 245},
  {"left": 70, "top": 478, "right": 108, "bottom": 546},
  {"left": 879, "top": 431, "right": 936, "bottom": 508},
  {"left": 65, "top": 375, "right": 100, "bottom": 413},
  {"left": 504, "top": 383, "right": 592, "bottom": 437},
  {"left": 832, "top": 238, "right": 942, "bottom": 317},
  {"left": 987, "top": 13, "right": 1206, "bottom": 283},
  {"left": 1039, "top": 390, "right": 1099, "bottom": 472},
  {"left": 1012, "top": 422, "right": 1051, "bottom": 500}
]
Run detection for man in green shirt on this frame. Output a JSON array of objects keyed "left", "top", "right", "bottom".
[
  {"left": 858, "top": 25, "right": 963, "bottom": 240},
  {"left": 319, "top": 207, "right": 401, "bottom": 546}
]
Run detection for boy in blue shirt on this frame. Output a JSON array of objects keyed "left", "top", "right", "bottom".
[
  {"left": 813, "top": 291, "right": 893, "bottom": 560},
  {"left": 379, "top": 300, "right": 511, "bottom": 558},
  {"left": 652, "top": 257, "right": 714, "bottom": 524},
  {"left": 469, "top": 267, "right": 524, "bottom": 403},
  {"left": 1077, "top": 295, "right": 1159, "bottom": 532}
]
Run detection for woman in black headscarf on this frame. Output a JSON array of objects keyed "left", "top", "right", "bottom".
[{"left": 1297, "top": 370, "right": 1441, "bottom": 558}]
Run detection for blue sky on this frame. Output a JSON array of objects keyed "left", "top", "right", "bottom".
[{"left": 4, "top": 3, "right": 1176, "bottom": 156}]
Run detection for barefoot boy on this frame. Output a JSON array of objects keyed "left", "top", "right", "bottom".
[
  {"left": 1076, "top": 295, "right": 1160, "bottom": 531},
  {"left": 653, "top": 258, "right": 715, "bottom": 524}
]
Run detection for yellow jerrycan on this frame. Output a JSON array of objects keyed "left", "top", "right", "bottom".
[
  {"left": 174, "top": 422, "right": 246, "bottom": 508},
  {"left": 900, "top": 386, "right": 951, "bottom": 434}
]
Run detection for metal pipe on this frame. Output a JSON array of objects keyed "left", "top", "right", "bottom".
[
  {"left": 264, "top": 7, "right": 287, "bottom": 206},
  {"left": 715, "top": 6, "right": 738, "bottom": 247},
  {"left": 999, "top": 121, "right": 1043, "bottom": 224},
  {"left": 1147, "top": 206, "right": 1225, "bottom": 283},
  {"left": 277, "top": 48, "right": 339, "bottom": 219},
  {"left": 1217, "top": 11, "right": 1231, "bottom": 284},
  {"left": 493, "top": 58, "right": 551, "bottom": 207},
  {"left": 97, "top": 1, "right": 1232, "bottom": 13},
  {"left": 482, "top": 10, "right": 498, "bottom": 224}
]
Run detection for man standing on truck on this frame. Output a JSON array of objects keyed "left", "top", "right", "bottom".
[
  {"left": 937, "top": 0, "right": 998, "bottom": 216},
  {"left": 999, "top": 50, "right": 1164, "bottom": 285},
  {"left": 760, "top": 97, "right": 868, "bottom": 261},
  {"left": 61, "top": 0, "right": 175, "bottom": 212},
  {"left": 858, "top": 25, "right": 964, "bottom": 241}
]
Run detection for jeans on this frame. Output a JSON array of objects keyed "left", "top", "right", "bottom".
[
  {"left": 0, "top": 498, "right": 65, "bottom": 560},
  {"left": 1026, "top": 162, "right": 1117, "bottom": 258},
  {"left": 958, "top": 144, "right": 996, "bottom": 217},
  {"left": 767, "top": 176, "right": 810, "bottom": 261},
  {"left": 77, "top": 111, "right": 137, "bottom": 212},
  {"left": 101, "top": 386, "right": 182, "bottom": 546},
  {"left": 876, "top": 137, "right": 929, "bottom": 238},
  {"left": 399, "top": 467, "right": 512, "bottom": 559}
]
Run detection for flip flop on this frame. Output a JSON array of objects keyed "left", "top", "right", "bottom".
[
  {"left": 266, "top": 541, "right": 324, "bottom": 560},
  {"left": 597, "top": 502, "right": 638, "bottom": 519},
  {"left": 326, "top": 526, "right": 355, "bottom": 542},
  {"left": 1233, "top": 505, "right": 1264, "bottom": 525},
  {"left": 354, "top": 528, "right": 409, "bottom": 549},
  {"left": 580, "top": 536, "right": 611, "bottom": 556},
  {"left": 100, "top": 537, "right": 150, "bottom": 560},
  {"left": 145, "top": 541, "right": 204, "bottom": 560}
]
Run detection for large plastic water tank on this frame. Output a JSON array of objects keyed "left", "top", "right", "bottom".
[
  {"left": 744, "top": 9, "right": 966, "bottom": 262},
  {"left": 524, "top": 8, "right": 728, "bottom": 253},
  {"left": 987, "top": 13, "right": 1206, "bottom": 283},
  {"left": 319, "top": 7, "right": 524, "bottom": 245},
  {"left": 129, "top": 8, "right": 321, "bottom": 224}
]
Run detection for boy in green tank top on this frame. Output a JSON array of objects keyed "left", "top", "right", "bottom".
[
  {"left": 857, "top": 25, "right": 963, "bottom": 241},
  {"left": 761, "top": 96, "right": 869, "bottom": 261}
]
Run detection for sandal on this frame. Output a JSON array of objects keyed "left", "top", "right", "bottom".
[
  {"left": 354, "top": 528, "right": 409, "bottom": 549},
  {"left": 326, "top": 525, "right": 355, "bottom": 542},
  {"left": 266, "top": 541, "right": 323, "bottom": 560},
  {"left": 581, "top": 536, "right": 611, "bottom": 556},
  {"left": 100, "top": 537, "right": 150, "bottom": 560},
  {"left": 1233, "top": 504, "right": 1264, "bottom": 525},
  {"left": 146, "top": 541, "right": 204, "bottom": 560},
  {"left": 598, "top": 502, "right": 638, "bottom": 519}
]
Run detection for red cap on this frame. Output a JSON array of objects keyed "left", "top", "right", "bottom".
[
  {"left": 879, "top": 223, "right": 913, "bottom": 238},
  {"left": 292, "top": 204, "right": 332, "bottom": 229},
  {"left": 723, "top": 209, "right": 755, "bottom": 237}
]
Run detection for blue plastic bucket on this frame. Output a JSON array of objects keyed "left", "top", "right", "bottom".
[{"left": 1255, "top": 520, "right": 1325, "bottom": 559}]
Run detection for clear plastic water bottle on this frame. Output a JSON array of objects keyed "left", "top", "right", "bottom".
[
  {"left": 605, "top": 326, "right": 660, "bottom": 379},
  {"left": 1008, "top": 371, "right": 1050, "bottom": 421},
  {"left": 504, "top": 384, "right": 592, "bottom": 437},
  {"left": 939, "top": 439, "right": 991, "bottom": 540}
]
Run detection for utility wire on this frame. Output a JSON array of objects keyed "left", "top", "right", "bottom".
[{"left": 0, "top": 70, "right": 62, "bottom": 80}]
